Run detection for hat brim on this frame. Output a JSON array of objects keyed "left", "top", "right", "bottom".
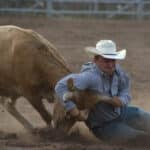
[{"left": 85, "top": 47, "right": 126, "bottom": 60}]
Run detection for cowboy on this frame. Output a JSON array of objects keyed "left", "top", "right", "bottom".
[{"left": 55, "top": 40, "right": 150, "bottom": 143}]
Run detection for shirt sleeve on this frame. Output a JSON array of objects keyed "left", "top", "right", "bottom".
[
  {"left": 55, "top": 72, "right": 92, "bottom": 111},
  {"left": 118, "top": 72, "right": 132, "bottom": 105}
]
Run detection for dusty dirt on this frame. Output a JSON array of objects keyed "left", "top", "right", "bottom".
[{"left": 0, "top": 16, "right": 150, "bottom": 149}]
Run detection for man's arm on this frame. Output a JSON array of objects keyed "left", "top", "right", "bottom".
[
  {"left": 100, "top": 96, "right": 123, "bottom": 107},
  {"left": 55, "top": 72, "right": 92, "bottom": 120}
]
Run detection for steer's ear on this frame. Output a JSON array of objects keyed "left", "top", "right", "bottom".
[{"left": 67, "top": 78, "right": 78, "bottom": 91}]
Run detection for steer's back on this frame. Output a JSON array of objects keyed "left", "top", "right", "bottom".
[{"left": 0, "top": 25, "right": 71, "bottom": 99}]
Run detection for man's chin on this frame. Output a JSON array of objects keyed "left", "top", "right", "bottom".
[{"left": 105, "top": 70, "right": 115, "bottom": 76}]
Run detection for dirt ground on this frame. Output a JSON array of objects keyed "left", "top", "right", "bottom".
[{"left": 0, "top": 16, "right": 150, "bottom": 150}]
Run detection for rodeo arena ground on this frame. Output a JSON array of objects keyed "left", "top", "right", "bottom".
[{"left": 0, "top": 10, "right": 150, "bottom": 150}]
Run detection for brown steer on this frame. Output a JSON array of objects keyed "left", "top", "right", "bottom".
[{"left": 0, "top": 25, "right": 71, "bottom": 131}]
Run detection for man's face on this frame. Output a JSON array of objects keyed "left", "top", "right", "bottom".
[{"left": 94, "top": 56, "right": 116, "bottom": 76}]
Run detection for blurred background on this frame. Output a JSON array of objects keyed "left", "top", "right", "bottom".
[{"left": 0, "top": 0, "right": 150, "bottom": 19}]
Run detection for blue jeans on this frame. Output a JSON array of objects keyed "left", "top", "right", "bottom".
[{"left": 86, "top": 103, "right": 150, "bottom": 143}]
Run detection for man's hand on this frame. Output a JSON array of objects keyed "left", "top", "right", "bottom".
[
  {"left": 102, "top": 96, "right": 122, "bottom": 107},
  {"left": 63, "top": 92, "right": 74, "bottom": 102},
  {"left": 111, "top": 96, "right": 123, "bottom": 107},
  {"left": 68, "top": 107, "right": 87, "bottom": 121}
]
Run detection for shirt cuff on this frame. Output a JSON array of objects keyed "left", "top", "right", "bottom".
[{"left": 64, "top": 101, "right": 76, "bottom": 111}]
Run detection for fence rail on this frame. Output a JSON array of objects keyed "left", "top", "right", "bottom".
[{"left": 0, "top": 0, "right": 150, "bottom": 19}]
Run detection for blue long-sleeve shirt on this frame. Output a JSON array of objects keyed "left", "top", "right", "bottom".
[{"left": 55, "top": 62, "right": 131, "bottom": 115}]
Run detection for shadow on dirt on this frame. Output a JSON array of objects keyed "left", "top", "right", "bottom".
[{"left": 1, "top": 128, "right": 150, "bottom": 150}]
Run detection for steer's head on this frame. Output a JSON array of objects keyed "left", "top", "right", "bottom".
[{"left": 63, "top": 78, "right": 110, "bottom": 110}]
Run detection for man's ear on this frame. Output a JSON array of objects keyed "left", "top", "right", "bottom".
[{"left": 67, "top": 78, "right": 78, "bottom": 91}]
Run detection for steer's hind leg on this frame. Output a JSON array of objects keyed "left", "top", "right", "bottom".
[
  {"left": 0, "top": 96, "right": 34, "bottom": 132},
  {"left": 28, "top": 96, "right": 52, "bottom": 127}
]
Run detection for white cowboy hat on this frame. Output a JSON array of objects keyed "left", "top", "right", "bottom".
[{"left": 85, "top": 40, "right": 126, "bottom": 60}]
